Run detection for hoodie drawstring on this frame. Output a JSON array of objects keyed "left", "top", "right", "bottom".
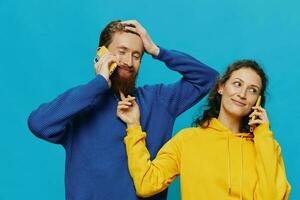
[
  {"left": 240, "top": 136, "right": 244, "bottom": 200},
  {"left": 227, "top": 134, "right": 245, "bottom": 200},
  {"left": 227, "top": 134, "right": 232, "bottom": 195}
]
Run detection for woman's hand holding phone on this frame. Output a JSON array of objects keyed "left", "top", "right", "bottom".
[{"left": 249, "top": 96, "right": 269, "bottom": 131}]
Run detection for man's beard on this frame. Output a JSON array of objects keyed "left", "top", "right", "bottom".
[{"left": 110, "top": 66, "right": 138, "bottom": 97}]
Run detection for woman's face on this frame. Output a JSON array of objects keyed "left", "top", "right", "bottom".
[{"left": 219, "top": 67, "right": 262, "bottom": 119}]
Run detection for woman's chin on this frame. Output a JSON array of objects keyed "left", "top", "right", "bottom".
[{"left": 227, "top": 108, "right": 250, "bottom": 119}]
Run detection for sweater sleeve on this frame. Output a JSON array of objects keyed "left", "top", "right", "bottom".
[
  {"left": 124, "top": 126, "right": 181, "bottom": 197},
  {"left": 253, "top": 123, "right": 291, "bottom": 200},
  {"left": 27, "top": 75, "right": 110, "bottom": 144},
  {"left": 153, "top": 47, "right": 218, "bottom": 117}
]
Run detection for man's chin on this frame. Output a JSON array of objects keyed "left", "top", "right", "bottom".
[{"left": 111, "top": 72, "right": 138, "bottom": 96}]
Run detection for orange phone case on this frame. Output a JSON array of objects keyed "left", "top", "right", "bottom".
[
  {"left": 95, "top": 46, "right": 117, "bottom": 76},
  {"left": 250, "top": 95, "right": 261, "bottom": 132}
]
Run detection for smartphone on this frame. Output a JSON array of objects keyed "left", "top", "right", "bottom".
[
  {"left": 94, "top": 46, "right": 118, "bottom": 76},
  {"left": 250, "top": 95, "right": 261, "bottom": 132}
]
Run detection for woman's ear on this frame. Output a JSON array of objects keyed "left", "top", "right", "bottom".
[{"left": 218, "top": 84, "right": 224, "bottom": 95}]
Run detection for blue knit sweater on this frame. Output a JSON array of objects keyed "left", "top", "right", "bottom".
[{"left": 28, "top": 47, "right": 218, "bottom": 200}]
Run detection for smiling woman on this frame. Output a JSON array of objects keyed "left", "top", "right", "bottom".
[
  {"left": 117, "top": 59, "right": 291, "bottom": 200},
  {"left": 197, "top": 60, "right": 268, "bottom": 133}
]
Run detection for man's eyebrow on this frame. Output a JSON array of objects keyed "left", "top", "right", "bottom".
[
  {"left": 116, "top": 46, "right": 128, "bottom": 50},
  {"left": 117, "top": 46, "right": 142, "bottom": 55},
  {"left": 132, "top": 51, "right": 141, "bottom": 55}
]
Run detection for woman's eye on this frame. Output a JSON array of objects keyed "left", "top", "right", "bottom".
[
  {"left": 119, "top": 51, "right": 125, "bottom": 55},
  {"left": 249, "top": 88, "right": 258, "bottom": 93},
  {"left": 233, "top": 82, "right": 241, "bottom": 87}
]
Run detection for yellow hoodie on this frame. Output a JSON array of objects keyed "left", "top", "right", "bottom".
[{"left": 124, "top": 118, "right": 291, "bottom": 200}]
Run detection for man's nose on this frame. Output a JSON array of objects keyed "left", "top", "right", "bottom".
[{"left": 123, "top": 54, "right": 133, "bottom": 67}]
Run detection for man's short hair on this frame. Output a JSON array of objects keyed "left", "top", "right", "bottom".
[
  {"left": 98, "top": 20, "right": 124, "bottom": 47},
  {"left": 98, "top": 20, "right": 139, "bottom": 48}
]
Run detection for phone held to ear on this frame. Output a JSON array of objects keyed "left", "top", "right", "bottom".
[
  {"left": 94, "top": 46, "right": 118, "bottom": 76},
  {"left": 250, "top": 95, "right": 261, "bottom": 132}
]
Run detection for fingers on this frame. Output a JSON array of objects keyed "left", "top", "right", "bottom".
[
  {"left": 127, "top": 95, "right": 136, "bottom": 104},
  {"left": 249, "top": 106, "right": 269, "bottom": 126},
  {"left": 248, "top": 119, "right": 264, "bottom": 126},
  {"left": 118, "top": 101, "right": 132, "bottom": 106},
  {"left": 121, "top": 19, "right": 158, "bottom": 56},
  {"left": 123, "top": 26, "right": 139, "bottom": 36},
  {"left": 249, "top": 110, "right": 262, "bottom": 118},
  {"left": 121, "top": 20, "right": 138, "bottom": 32},
  {"left": 118, "top": 93, "right": 136, "bottom": 108},
  {"left": 117, "top": 104, "right": 130, "bottom": 110},
  {"left": 119, "top": 91, "right": 135, "bottom": 101},
  {"left": 121, "top": 20, "right": 145, "bottom": 35},
  {"left": 121, "top": 20, "right": 140, "bottom": 27},
  {"left": 94, "top": 53, "right": 117, "bottom": 76},
  {"left": 102, "top": 53, "right": 117, "bottom": 67},
  {"left": 117, "top": 101, "right": 132, "bottom": 113},
  {"left": 119, "top": 91, "right": 126, "bottom": 100},
  {"left": 252, "top": 106, "right": 265, "bottom": 112},
  {"left": 116, "top": 97, "right": 137, "bottom": 114},
  {"left": 122, "top": 23, "right": 136, "bottom": 28},
  {"left": 249, "top": 106, "right": 265, "bottom": 118}
]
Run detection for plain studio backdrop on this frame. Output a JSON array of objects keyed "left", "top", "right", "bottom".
[{"left": 0, "top": 0, "right": 299, "bottom": 199}]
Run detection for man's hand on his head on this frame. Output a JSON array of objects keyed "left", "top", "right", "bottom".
[{"left": 121, "top": 20, "right": 159, "bottom": 57}]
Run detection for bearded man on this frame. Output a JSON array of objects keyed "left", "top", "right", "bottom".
[{"left": 28, "top": 20, "right": 218, "bottom": 200}]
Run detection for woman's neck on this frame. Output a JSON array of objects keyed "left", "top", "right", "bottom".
[{"left": 218, "top": 110, "right": 241, "bottom": 133}]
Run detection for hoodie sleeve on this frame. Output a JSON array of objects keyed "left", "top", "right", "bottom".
[
  {"left": 124, "top": 125, "right": 181, "bottom": 197},
  {"left": 27, "top": 75, "right": 110, "bottom": 144},
  {"left": 253, "top": 123, "right": 291, "bottom": 200},
  {"left": 153, "top": 47, "right": 218, "bottom": 117}
]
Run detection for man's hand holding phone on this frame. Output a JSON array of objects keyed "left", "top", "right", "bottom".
[{"left": 94, "top": 46, "right": 118, "bottom": 87}]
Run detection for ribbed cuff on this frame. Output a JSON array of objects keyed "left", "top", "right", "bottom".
[
  {"left": 126, "top": 125, "right": 143, "bottom": 136},
  {"left": 254, "top": 123, "right": 272, "bottom": 137}
]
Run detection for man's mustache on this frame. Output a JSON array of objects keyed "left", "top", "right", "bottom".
[{"left": 117, "top": 65, "right": 134, "bottom": 72}]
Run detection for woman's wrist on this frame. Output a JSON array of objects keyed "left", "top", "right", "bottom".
[{"left": 127, "top": 122, "right": 141, "bottom": 128}]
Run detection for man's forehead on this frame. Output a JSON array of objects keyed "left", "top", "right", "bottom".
[{"left": 110, "top": 32, "right": 144, "bottom": 53}]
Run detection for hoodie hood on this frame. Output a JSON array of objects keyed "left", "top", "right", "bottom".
[{"left": 207, "top": 118, "right": 253, "bottom": 138}]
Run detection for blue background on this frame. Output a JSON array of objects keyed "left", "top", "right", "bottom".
[{"left": 1, "top": 0, "right": 299, "bottom": 199}]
